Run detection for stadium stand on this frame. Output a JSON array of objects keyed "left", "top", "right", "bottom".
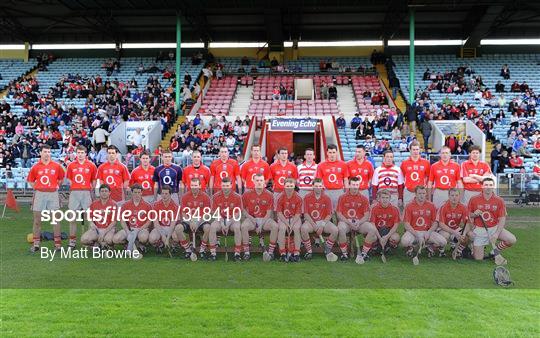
[{"left": 0, "top": 59, "right": 37, "bottom": 90}]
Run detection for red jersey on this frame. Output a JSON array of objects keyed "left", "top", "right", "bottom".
[
  {"left": 404, "top": 200, "right": 437, "bottom": 231},
  {"left": 347, "top": 159, "right": 374, "bottom": 190},
  {"left": 242, "top": 189, "right": 273, "bottom": 218},
  {"left": 152, "top": 199, "right": 179, "bottom": 227},
  {"left": 181, "top": 191, "right": 211, "bottom": 214},
  {"left": 270, "top": 161, "right": 299, "bottom": 192},
  {"left": 337, "top": 192, "right": 370, "bottom": 219},
  {"left": 461, "top": 160, "right": 492, "bottom": 191},
  {"left": 276, "top": 191, "right": 303, "bottom": 218},
  {"left": 182, "top": 164, "right": 211, "bottom": 190},
  {"left": 66, "top": 160, "right": 97, "bottom": 191},
  {"left": 240, "top": 159, "right": 271, "bottom": 189},
  {"left": 437, "top": 201, "right": 468, "bottom": 229},
  {"left": 467, "top": 194, "right": 506, "bottom": 228},
  {"left": 209, "top": 158, "right": 240, "bottom": 189},
  {"left": 315, "top": 160, "right": 349, "bottom": 190},
  {"left": 122, "top": 199, "right": 152, "bottom": 229},
  {"left": 303, "top": 192, "right": 333, "bottom": 221},
  {"left": 400, "top": 157, "right": 430, "bottom": 192},
  {"left": 211, "top": 191, "right": 243, "bottom": 218},
  {"left": 89, "top": 199, "right": 117, "bottom": 229},
  {"left": 428, "top": 160, "right": 461, "bottom": 190},
  {"left": 509, "top": 157, "right": 523, "bottom": 168},
  {"left": 97, "top": 161, "right": 130, "bottom": 191},
  {"left": 370, "top": 203, "right": 401, "bottom": 229},
  {"left": 534, "top": 165, "right": 540, "bottom": 175},
  {"left": 129, "top": 165, "right": 155, "bottom": 196},
  {"left": 27, "top": 160, "right": 65, "bottom": 192}
]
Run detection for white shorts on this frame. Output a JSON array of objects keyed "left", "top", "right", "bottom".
[
  {"left": 463, "top": 190, "right": 481, "bottom": 207},
  {"left": 32, "top": 191, "right": 60, "bottom": 212},
  {"left": 326, "top": 189, "right": 343, "bottom": 210},
  {"left": 403, "top": 189, "right": 415, "bottom": 206},
  {"left": 473, "top": 226, "right": 497, "bottom": 246},
  {"left": 254, "top": 217, "right": 266, "bottom": 229},
  {"left": 432, "top": 189, "right": 449, "bottom": 210},
  {"left": 68, "top": 190, "right": 92, "bottom": 210}
]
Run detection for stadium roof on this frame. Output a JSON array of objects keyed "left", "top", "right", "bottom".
[{"left": 0, "top": 0, "right": 539, "bottom": 46}]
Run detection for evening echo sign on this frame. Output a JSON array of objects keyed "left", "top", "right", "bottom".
[{"left": 268, "top": 118, "right": 319, "bottom": 131}]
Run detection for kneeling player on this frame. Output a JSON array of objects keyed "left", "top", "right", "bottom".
[
  {"left": 81, "top": 184, "right": 117, "bottom": 248},
  {"left": 241, "top": 173, "right": 278, "bottom": 260},
  {"left": 179, "top": 178, "right": 212, "bottom": 259},
  {"left": 401, "top": 186, "right": 446, "bottom": 258},
  {"left": 276, "top": 178, "right": 303, "bottom": 262},
  {"left": 437, "top": 188, "right": 469, "bottom": 258},
  {"left": 149, "top": 186, "right": 180, "bottom": 254},
  {"left": 369, "top": 190, "right": 401, "bottom": 256},
  {"left": 301, "top": 178, "right": 338, "bottom": 260},
  {"left": 468, "top": 178, "right": 516, "bottom": 263},
  {"left": 209, "top": 177, "right": 243, "bottom": 261},
  {"left": 337, "top": 177, "right": 374, "bottom": 261},
  {"left": 112, "top": 184, "right": 152, "bottom": 252}
]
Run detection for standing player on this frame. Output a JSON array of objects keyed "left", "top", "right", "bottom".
[
  {"left": 461, "top": 145, "right": 493, "bottom": 205},
  {"left": 240, "top": 144, "right": 271, "bottom": 190},
  {"left": 400, "top": 186, "right": 446, "bottom": 257},
  {"left": 400, "top": 141, "right": 430, "bottom": 206},
  {"left": 467, "top": 178, "right": 516, "bottom": 262},
  {"left": 270, "top": 147, "right": 298, "bottom": 202},
  {"left": 316, "top": 144, "right": 349, "bottom": 208},
  {"left": 437, "top": 188, "right": 469, "bottom": 257},
  {"left": 27, "top": 145, "right": 65, "bottom": 252},
  {"left": 80, "top": 184, "right": 117, "bottom": 248},
  {"left": 66, "top": 145, "right": 97, "bottom": 248},
  {"left": 112, "top": 184, "right": 152, "bottom": 251},
  {"left": 371, "top": 150, "right": 405, "bottom": 208},
  {"left": 179, "top": 178, "right": 212, "bottom": 259},
  {"left": 153, "top": 149, "right": 183, "bottom": 203},
  {"left": 129, "top": 151, "right": 155, "bottom": 203},
  {"left": 96, "top": 145, "right": 130, "bottom": 203},
  {"left": 300, "top": 178, "right": 338, "bottom": 260},
  {"left": 209, "top": 146, "right": 242, "bottom": 194},
  {"left": 240, "top": 173, "right": 278, "bottom": 260},
  {"left": 336, "top": 177, "right": 373, "bottom": 261},
  {"left": 369, "top": 190, "right": 401, "bottom": 255},
  {"left": 275, "top": 178, "right": 303, "bottom": 262},
  {"left": 148, "top": 186, "right": 179, "bottom": 253},
  {"left": 428, "top": 146, "right": 462, "bottom": 209},
  {"left": 182, "top": 150, "right": 211, "bottom": 193},
  {"left": 209, "top": 177, "right": 243, "bottom": 260},
  {"left": 297, "top": 148, "right": 317, "bottom": 198},
  {"left": 347, "top": 145, "right": 374, "bottom": 200}
]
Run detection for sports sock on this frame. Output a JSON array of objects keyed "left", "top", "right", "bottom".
[
  {"left": 303, "top": 239, "right": 312, "bottom": 253},
  {"left": 33, "top": 236, "right": 40, "bottom": 247},
  {"left": 439, "top": 247, "right": 446, "bottom": 253},
  {"left": 69, "top": 235, "right": 76, "bottom": 246},
  {"left": 268, "top": 241, "right": 276, "bottom": 253},
  {"left": 325, "top": 239, "right": 335, "bottom": 251},
  {"left": 179, "top": 240, "right": 190, "bottom": 251},
  {"left": 279, "top": 248, "right": 287, "bottom": 255},
  {"left": 209, "top": 244, "right": 216, "bottom": 255},
  {"left": 496, "top": 241, "right": 512, "bottom": 251},
  {"left": 243, "top": 244, "right": 250, "bottom": 254},
  {"left": 361, "top": 241, "right": 373, "bottom": 254},
  {"left": 54, "top": 236, "right": 61, "bottom": 249},
  {"left": 389, "top": 239, "right": 399, "bottom": 248},
  {"left": 234, "top": 245, "right": 242, "bottom": 254},
  {"left": 199, "top": 240, "right": 208, "bottom": 253},
  {"left": 339, "top": 242, "right": 348, "bottom": 254}
]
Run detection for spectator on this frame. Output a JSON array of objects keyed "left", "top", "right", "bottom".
[
  {"left": 350, "top": 114, "right": 362, "bottom": 129},
  {"left": 490, "top": 143, "right": 502, "bottom": 173},
  {"left": 533, "top": 160, "right": 540, "bottom": 179},
  {"left": 509, "top": 152, "right": 524, "bottom": 170},
  {"left": 272, "top": 86, "right": 280, "bottom": 101},
  {"left": 500, "top": 64, "right": 510, "bottom": 79},
  {"left": 92, "top": 126, "right": 109, "bottom": 151},
  {"left": 517, "top": 140, "right": 533, "bottom": 158},
  {"left": 328, "top": 83, "right": 337, "bottom": 100},
  {"left": 495, "top": 81, "right": 505, "bottom": 93},
  {"left": 462, "top": 135, "right": 474, "bottom": 152},
  {"left": 320, "top": 82, "right": 329, "bottom": 100},
  {"left": 389, "top": 75, "right": 400, "bottom": 99},
  {"left": 391, "top": 126, "right": 401, "bottom": 140},
  {"left": 336, "top": 114, "right": 346, "bottom": 129},
  {"left": 533, "top": 138, "right": 540, "bottom": 153},
  {"left": 420, "top": 117, "right": 432, "bottom": 151}
]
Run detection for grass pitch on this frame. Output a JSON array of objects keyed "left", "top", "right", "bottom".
[{"left": 1, "top": 207, "right": 539, "bottom": 337}]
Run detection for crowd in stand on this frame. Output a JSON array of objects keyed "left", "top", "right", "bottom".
[{"left": 167, "top": 114, "right": 250, "bottom": 164}]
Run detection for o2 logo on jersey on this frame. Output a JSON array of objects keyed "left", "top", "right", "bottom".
[
  {"left": 141, "top": 181, "right": 151, "bottom": 190},
  {"left": 40, "top": 176, "right": 51, "bottom": 186},
  {"left": 310, "top": 210, "right": 320, "bottom": 220},
  {"left": 162, "top": 176, "right": 172, "bottom": 185},
  {"left": 416, "top": 216, "right": 426, "bottom": 228},
  {"left": 328, "top": 174, "right": 337, "bottom": 183},
  {"left": 481, "top": 211, "right": 493, "bottom": 222},
  {"left": 347, "top": 209, "right": 357, "bottom": 218},
  {"left": 283, "top": 209, "right": 292, "bottom": 219},
  {"left": 377, "top": 220, "right": 387, "bottom": 228},
  {"left": 447, "top": 219, "right": 456, "bottom": 228},
  {"left": 105, "top": 175, "right": 115, "bottom": 185},
  {"left": 383, "top": 177, "right": 392, "bottom": 186},
  {"left": 302, "top": 176, "right": 312, "bottom": 185},
  {"left": 254, "top": 204, "right": 261, "bottom": 215},
  {"left": 220, "top": 171, "right": 229, "bottom": 179},
  {"left": 278, "top": 176, "right": 286, "bottom": 186},
  {"left": 440, "top": 175, "right": 450, "bottom": 185},
  {"left": 74, "top": 174, "right": 85, "bottom": 184},
  {"left": 409, "top": 172, "right": 420, "bottom": 182}
]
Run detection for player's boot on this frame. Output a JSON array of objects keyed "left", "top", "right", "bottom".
[
  {"left": 199, "top": 252, "right": 207, "bottom": 260},
  {"left": 340, "top": 253, "right": 349, "bottom": 261},
  {"left": 426, "top": 245, "right": 435, "bottom": 258},
  {"left": 29, "top": 245, "right": 40, "bottom": 254},
  {"left": 209, "top": 254, "right": 217, "bottom": 261},
  {"left": 184, "top": 251, "right": 193, "bottom": 259},
  {"left": 303, "top": 252, "right": 313, "bottom": 260},
  {"left": 233, "top": 253, "right": 242, "bottom": 262},
  {"left": 438, "top": 248, "right": 446, "bottom": 257},
  {"left": 406, "top": 246, "right": 414, "bottom": 257},
  {"left": 155, "top": 245, "right": 163, "bottom": 254},
  {"left": 138, "top": 244, "right": 147, "bottom": 254},
  {"left": 243, "top": 253, "right": 251, "bottom": 261},
  {"left": 291, "top": 254, "right": 300, "bottom": 262},
  {"left": 279, "top": 254, "right": 288, "bottom": 262},
  {"left": 267, "top": 252, "right": 275, "bottom": 261}
]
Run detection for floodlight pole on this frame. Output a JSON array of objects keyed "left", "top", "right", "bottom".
[
  {"left": 409, "top": 8, "right": 415, "bottom": 104},
  {"left": 175, "top": 13, "right": 182, "bottom": 115}
]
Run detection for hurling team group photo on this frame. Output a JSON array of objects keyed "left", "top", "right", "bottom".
[{"left": 26, "top": 139, "right": 515, "bottom": 268}]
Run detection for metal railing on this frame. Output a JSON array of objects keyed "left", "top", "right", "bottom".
[{"left": 496, "top": 173, "right": 540, "bottom": 197}]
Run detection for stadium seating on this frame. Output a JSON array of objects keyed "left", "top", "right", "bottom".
[
  {"left": 0, "top": 59, "right": 37, "bottom": 89},
  {"left": 351, "top": 75, "right": 390, "bottom": 114},
  {"left": 198, "top": 76, "right": 238, "bottom": 115}
]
